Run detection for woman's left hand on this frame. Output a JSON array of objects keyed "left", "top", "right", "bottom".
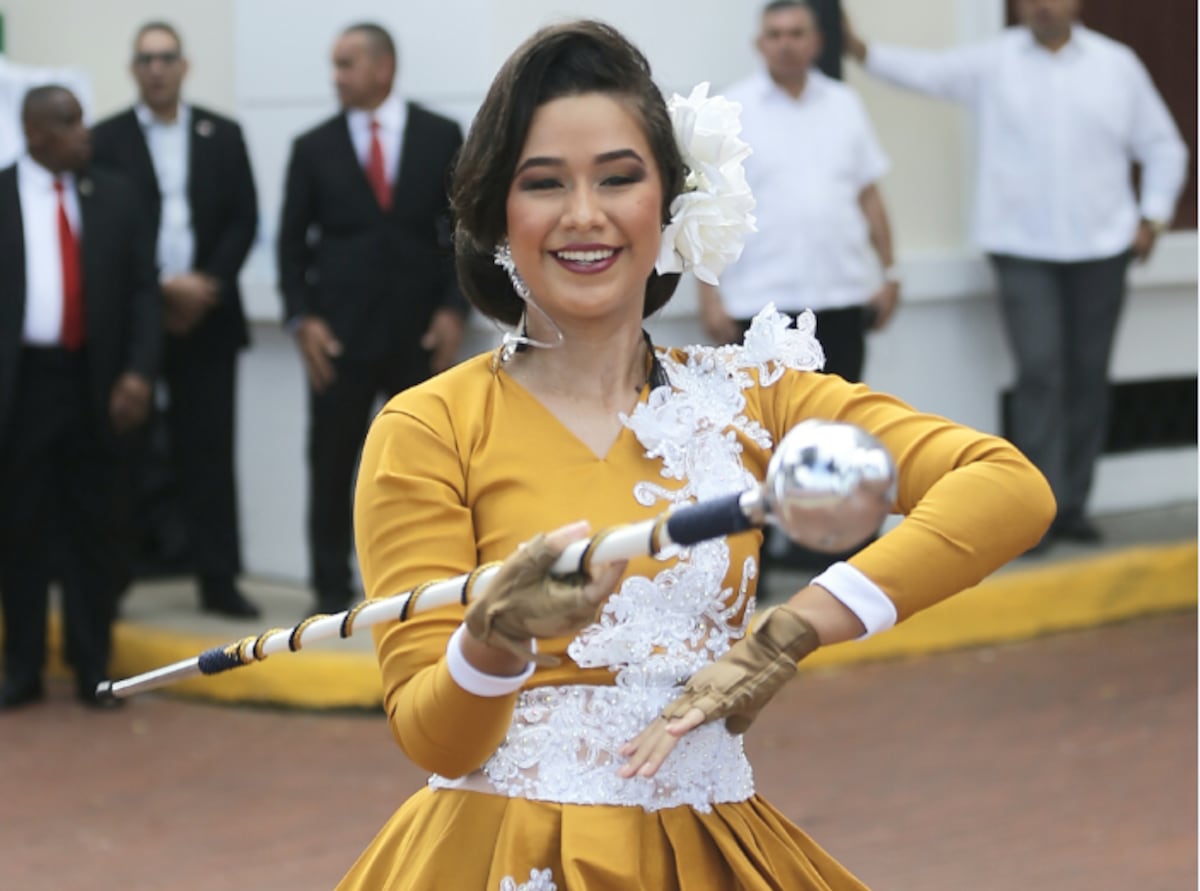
[
  {"left": 617, "top": 709, "right": 706, "bottom": 779},
  {"left": 617, "top": 604, "right": 820, "bottom": 779}
]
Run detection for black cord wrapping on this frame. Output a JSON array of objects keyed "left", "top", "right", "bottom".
[{"left": 643, "top": 329, "right": 670, "bottom": 390}]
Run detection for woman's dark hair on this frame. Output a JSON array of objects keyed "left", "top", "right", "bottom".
[{"left": 451, "top": 20, "right": 686, "bottom": 326}]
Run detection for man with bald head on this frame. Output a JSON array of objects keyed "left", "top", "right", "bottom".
[
  {"left": 92, "top": 21, "right": 261, "bottom": 619},
  {"left": 844, "top": 0, "right": 1188, "bottom": 549},
  {"left": 278, "top": 23, "right": 465, "bottom": 615},
  {"left": 0, "top": 85, "right": 160, "bottom": 708}
]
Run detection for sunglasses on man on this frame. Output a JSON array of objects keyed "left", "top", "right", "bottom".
[{"left": 133, "top": 51, "right": 181, "bottom": 67}]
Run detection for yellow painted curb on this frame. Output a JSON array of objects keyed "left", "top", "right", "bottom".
[
  {"left": 21, "top": 540, "right": 1199, "bottom": 709},
  {"left": 107, "top": 626, "right": 383, "bottom": 709}
]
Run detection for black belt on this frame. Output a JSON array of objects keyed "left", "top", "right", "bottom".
[{"left": 20, "top": 344, "right": 87, "bottom": 370}]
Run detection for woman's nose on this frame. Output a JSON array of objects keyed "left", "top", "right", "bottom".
[{"left": 562, "top": 185, "right": 604, "bottom": 229}]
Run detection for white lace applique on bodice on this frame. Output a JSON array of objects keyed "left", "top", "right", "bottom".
[
  {"left": 429, "top": 306, "right": 824, "bottom": 813},
  {"left": 499, "top": 869, "right": 557, "bottom": 891}
]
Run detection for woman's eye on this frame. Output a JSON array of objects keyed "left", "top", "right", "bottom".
[
  {"left": 519, "top": 178, "right": 561, "bottom": 191},
  {"left": 603, "top": 171, "right": 645, "bottom": 187}
]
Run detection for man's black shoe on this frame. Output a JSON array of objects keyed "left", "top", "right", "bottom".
[
  {"left": 1053, "top": 513, "right": 1103, "bottom": 544},
  {"left": 0, "top": 677, "right": 44, "bottom": 710},
  {"left": 200, "top": 581, "right": 262, "bottom": 619},
  {"left": 76, "top": 675, "right": 124, "bottom": 709}
]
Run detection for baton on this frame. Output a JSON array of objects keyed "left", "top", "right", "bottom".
[{"left": 97, "top": 419, "right": 896, "bottom": 702}]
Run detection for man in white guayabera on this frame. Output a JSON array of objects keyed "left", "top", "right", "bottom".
[{"left": 844, "top": 0, "right": 1188, "bottom": 549}]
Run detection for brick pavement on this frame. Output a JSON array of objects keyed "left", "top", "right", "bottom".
[{"left": 0, "top": 610, "right": 1194, "bottom": 891}]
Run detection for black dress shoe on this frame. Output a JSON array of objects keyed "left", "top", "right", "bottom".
[
  {"left": 76, "top": 675, "right": 124, "bottom": 709},
  {"left": 1020, "top": 534, "right": 1055, "bottom": 557},
  {"left": 0, "top": 677, "right": 45, "bottom": 710},
  {"left": 200, "top": 582, "right": 262, "bottom": 619},
  {"left": 1053, "top": 513, "right": 1103, "bottom": 544}
]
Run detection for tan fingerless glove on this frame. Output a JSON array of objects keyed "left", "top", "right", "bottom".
[
  {"left": 464, "top": 533, "right": 600, "bottom": 667},
  {"left": 660, "top": 604, "right": 819, "bottom": 734}
]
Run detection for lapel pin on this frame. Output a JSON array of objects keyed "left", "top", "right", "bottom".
[
  {"left": 78, "top": 178, "right": 94, "bottom": 197},
  {"left": 195, "top": 119, "right": 214, "bottom": 138}
]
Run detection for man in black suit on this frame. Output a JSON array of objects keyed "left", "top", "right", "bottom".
[
  {"left": 278, "top": 23, "right": 466, "bottom": 614},
  {"left": 0, "top": 85, "right": 160, "bottom": 709},
  {"left": 92, "top": 21, "right": 260, "bottom": 618}
]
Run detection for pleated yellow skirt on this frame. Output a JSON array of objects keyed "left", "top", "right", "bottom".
[{"left": 337, "top": 788, "right": 871, "bottom": 890}]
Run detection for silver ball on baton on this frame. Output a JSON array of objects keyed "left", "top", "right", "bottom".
[{"left": 739, "top": 419, "right": 897, "bottom": 553}]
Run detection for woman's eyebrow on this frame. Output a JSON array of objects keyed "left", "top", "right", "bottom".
[{"left": 515, "top": 148, "right": 645, "bottom": 174}]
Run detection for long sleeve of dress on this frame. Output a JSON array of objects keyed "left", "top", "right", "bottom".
[
  {"left": 758, "top": 371, "right": 1056, "bottom": 620},
  {"left": 355, "top": 402, "right": 520, "bottom": 777}
]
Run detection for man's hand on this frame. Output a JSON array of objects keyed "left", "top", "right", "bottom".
[
  {"left": 161, "top": 272, "right": 219, "bottom": 336},
  {"left": 1132, "top": 219, "right": 1162, "bottom": 264},
  {"left": 421, "top": 308, "right": 465, "bottom": 374},
  {"left": 842, "top": 12, "right": 869, "bottom": 62},
  {"left": 109, "top": 372, "right": 152, "bottom": 434},
  {"left": 294, "top": 316, "right": 343, "bottom": 392},
  {"left": 866, "top": 280, "right": 900, "bottom": 331}
]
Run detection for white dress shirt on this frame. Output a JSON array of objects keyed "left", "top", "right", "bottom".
[
  {"left": 718, "top": 69, "right": 890, "bottom": 319},
  {"left": 866, "top": 25, "right": 1189, "bottom": 262},
  {"left": 17, "top": 155, "right": 81, "bottom": 346},
  {"left": 137, "top": 102, "right": 194, "bottom": 277},
  {"left": 345, "top": 93, "right": 408, "bottom": 188}
]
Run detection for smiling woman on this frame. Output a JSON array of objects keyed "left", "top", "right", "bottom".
[
  {"left": 504, "top": 93, "right": 665, "bottom": 335},
  {"left": 340, "top": 17, "right": 1055, "bottom": 891}
]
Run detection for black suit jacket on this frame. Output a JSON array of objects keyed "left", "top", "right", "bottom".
[
  {"left": 277, "top": 103, "right": 464, "bottom": 362},
  {"left": 0, "top": 164, "right": 161, "bottom": 448},
  {"left": 90, "top": 105, "right": 258, "bottom": 354}
]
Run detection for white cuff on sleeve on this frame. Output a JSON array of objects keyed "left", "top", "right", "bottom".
[
  {"left": 810, "top": 562, "right": 898, "bottom": 639},
  {"left": 445, "top": 623, "right": 536, "bottom": 697}
]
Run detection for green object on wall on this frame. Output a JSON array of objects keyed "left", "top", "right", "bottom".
[{"left": 0, "top": 12, "right": 6, "bottom": 55}]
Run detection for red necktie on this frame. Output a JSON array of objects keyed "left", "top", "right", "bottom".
[
  {"left": 54, "top": 178, "right": 85, "bottom": 350},
  {"left": 366, "top": 118, "right": 392, "bottom": 211}
]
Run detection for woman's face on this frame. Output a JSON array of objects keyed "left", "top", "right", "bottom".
[{"left": 505, "top": 92, "right": 664, "bottom": 330}]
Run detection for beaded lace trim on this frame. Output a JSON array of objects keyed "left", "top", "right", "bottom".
[
  {"left": 431, "top": 306, "right": 823, "bottom": 813},
  {"left": 500, "top": 869, "right": 557, "bottom": 891}
]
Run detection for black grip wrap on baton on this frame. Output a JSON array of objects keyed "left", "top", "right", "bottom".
[
  {"left": 665, "top": 493, "right": 755, "bottom": 546},
  {"left": 198, "top": 643, "right": 247, "bottom": 675}
]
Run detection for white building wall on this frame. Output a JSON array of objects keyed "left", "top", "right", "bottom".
[{"left": 4, "top": 0, "right": 1195, "bottom": 582}]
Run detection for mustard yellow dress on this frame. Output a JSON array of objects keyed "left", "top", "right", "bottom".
[{"left": 340, "top": 310, "right": 1054, "bottom": 890}]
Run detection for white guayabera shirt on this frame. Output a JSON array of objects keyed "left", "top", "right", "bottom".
[
  {"left": 866, "top": 25, "right": 1188, "bottom": 262},
  {"left": 718, "top": 68, "right": 890, "bottom": 319}
]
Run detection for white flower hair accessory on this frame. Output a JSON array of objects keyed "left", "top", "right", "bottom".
[{"left": 655, "top": 82, "right": 757, "bottom": 286}]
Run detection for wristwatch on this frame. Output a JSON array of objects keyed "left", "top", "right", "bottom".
[
  {"left": 882, "top": 265, "right": 902, "bottom": 285},
  {"left": 1146, "top": 218, "right": 1169, "bottom": 235}
]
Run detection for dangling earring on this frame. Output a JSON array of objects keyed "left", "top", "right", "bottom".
[
  {"left": 493, "top": 240, "right": 530, "bottom": 300},
  {"left": 492, "top": 238, "right": 564, "bottom": 360}
]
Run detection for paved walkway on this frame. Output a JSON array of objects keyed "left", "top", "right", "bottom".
[{"left": 1, "top": 609, "right": 1194, "bottom": 890}]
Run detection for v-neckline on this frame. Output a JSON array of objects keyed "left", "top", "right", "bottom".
[{"left": 498, "top": 364, "right": 651, "bottom": 463}]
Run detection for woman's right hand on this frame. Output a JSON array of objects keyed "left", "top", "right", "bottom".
[{"left": 464, "top": 521, "right": 626, "bottom": 667}]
